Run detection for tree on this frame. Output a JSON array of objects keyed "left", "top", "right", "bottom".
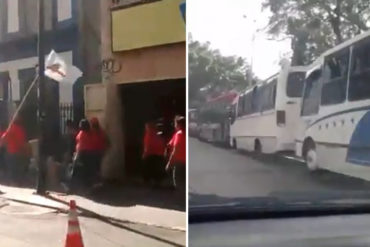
[
  {"left": 188, "top": 35, "right": 253, "bottom": 105},
  {"left": 263, "top": 0, "right": 370, "bottom": 65}
]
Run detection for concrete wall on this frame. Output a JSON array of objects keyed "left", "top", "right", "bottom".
[
  {"left": 99, "top": 0, "right": 185, "bottom": 179},
  {"left": 109, "top": 43, "right": 186, "bottom": 84},
  {"left": 102, "top": 0, "right": 185, "bottom": 84}
]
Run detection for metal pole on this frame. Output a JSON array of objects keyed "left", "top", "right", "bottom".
[{"left": 36, "top": 0, "right": 47, "bottom": 195}]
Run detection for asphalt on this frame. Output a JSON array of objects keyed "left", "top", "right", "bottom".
[{"left": 189, "top": 138, "right": 370, "bottom": 203}]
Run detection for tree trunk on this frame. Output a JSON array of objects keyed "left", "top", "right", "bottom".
[
  {"left": 331, "top": 0, "right": 343, "bottom": 44},
  {"left": 291, "top": 32, "right": 308, "bottom": 66}
]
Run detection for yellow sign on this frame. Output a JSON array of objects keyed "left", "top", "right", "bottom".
[{"left": 112, "top": 0, "right": 185, "bottom": 52}]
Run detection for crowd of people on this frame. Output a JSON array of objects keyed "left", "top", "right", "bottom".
[
  {"left": 142, "top": 115, "right": 186, "bottom": 193},
  {"left": 0, "top": 114, "right": 186, "bottom": 195}
]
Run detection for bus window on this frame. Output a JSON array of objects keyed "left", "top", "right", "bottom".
[
  {"left": 244, "top": 92, "right": 253, "bottom": 115},
  {"left": 301, "top": 70, "right": 322, "bottom": 116},
  {"left": 253, "top": 86, "right": 263, "bottom": 113},
  {"left": 259, "top": 85, "right": 268, "bottom": 112},
  {"left": 251, "top": 87, "right": 261, "bottom": 113},
  {"left": 261, "top": 80, "right": 277, "bottom": 112},
  {"left": 321, "top": 49, "right": 349, "bottom": 105},
  {"left": 237, "top": 94, "right": 244, "bottom": 117},
  {"left": 286, "top": 72, "right": 305, "bottom": 97},
  {"left": 348, "top": 38, "right": 370, "bottom": 101}
]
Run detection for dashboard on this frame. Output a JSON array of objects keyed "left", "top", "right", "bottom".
[{"left": 189, "top": 214, "right": 370, "bottom": 247}]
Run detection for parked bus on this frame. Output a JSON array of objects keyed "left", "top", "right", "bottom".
[
  {"left": 296, "top": 30, "right": 370, "bottom": 180},
  {"left": 230, "top": 61, "right": 307, "bottom": 153},
  {"left": 198, "top": 91, "right": 238, "bottom": 146}
]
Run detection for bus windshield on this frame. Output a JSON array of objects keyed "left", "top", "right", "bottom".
[{"left": 286, "top": 72, "right": 305, "bottom": 97}]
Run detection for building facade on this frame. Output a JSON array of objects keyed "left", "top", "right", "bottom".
[
  {"left": 95, "top": 0, "right": 186, "bottom": 179},
  {"left": 0, "top": 0, "right": 101, "bottom": 140}
]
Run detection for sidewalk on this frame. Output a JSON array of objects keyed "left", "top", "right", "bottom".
[{"left": 0, "top": 184, "right": 186, "bottom": 231}]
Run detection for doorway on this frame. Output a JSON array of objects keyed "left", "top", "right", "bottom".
[{"left": 119, "top": 79, "right": 185, "bottom": 176}]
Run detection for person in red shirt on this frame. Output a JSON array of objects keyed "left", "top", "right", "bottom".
[
  {"left": 1, "top": 117, "right": 28, "bottom": 185},
  {"left": 142, "top": 121, "right": 166, "bottom": 186},
  {"left": 0, "top": 122, "right": 7, "bottom": 174},
  {"left": 90, "top": 117, "right": 108, "bottom": 184},
  {"left": 70, "top": 119, "right": 95, "bottom": 191},
  {"left": 166, "top": 116, "right": 186, "bottom": 192}
]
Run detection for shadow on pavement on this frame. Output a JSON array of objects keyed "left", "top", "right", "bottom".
[
  {"left": 0, "top": 168, "right": 185, "bottom": 212},
  {"left": 83, "top": 181, "right": 185, "bottom": 212}
]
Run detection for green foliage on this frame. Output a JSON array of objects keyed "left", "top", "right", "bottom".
[
  {"left": 263, "top": 0, "right": 370, "bottom": 65},
  {"left": 188, "top": 35, "right": 253, "bottom": 105}
]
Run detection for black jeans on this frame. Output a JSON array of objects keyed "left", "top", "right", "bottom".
[
  {"left": 142, "top": 155, "right": 165, "bottom": 183},
  {"left": 70, "top": 151, "right": 96, "bottom": 190},
  {"left": 6, "top": 153, "right": 28, "bottom": 185},
  {"left": 172, "top": 163, "right": 185, "bottom": 191}
]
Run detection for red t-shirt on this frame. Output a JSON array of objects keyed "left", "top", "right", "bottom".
[
  {"left": 143, "top": 131, "right": 165, "bottom": 157},
  {"left": 2, "top": 124, "right": 26, "bottom": 154},
  {"left": 90, "top": 129, "right": 107, "bottom": 151},
  {"left": 169, "top": 129, "right": 186, "bottom": 164},
  {"left": 75, "top": 130, "right": 94, "bottom": 152}
]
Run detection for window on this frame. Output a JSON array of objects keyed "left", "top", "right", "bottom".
[
  {"left": 251, "top": 87, "right": 260, "bottom": 113},
  {"left": 237, "top": 95, "right": 244, "bottom": 117},
  {"left": 7, "top": 0, "right": 19, "bottom": 33},
  {"left": 348, "top": 38, "right": 370, "bottom": 101},
  {"left": 57, "top": 0, "right": 72, "bottom": 22},
  {"left": 321, "top": 49, "right": 349, "bottom": 105},
  {"left": 243, "top": 92, "right": 253, "bottom": 115},
  {"left": 301, "top": 69, "right": 322, "bottom": 116},
  {"left": 261, "top": 79, "right": 277, "bottom": 111},
  {"left": 286, "top": 72, "right": 305, "bottom": 97}
]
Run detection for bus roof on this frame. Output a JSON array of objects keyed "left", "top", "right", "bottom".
[
  {"left": 322, "top": 29, "right": 370, "bottom": 57},
  {"left": 240, "top": 73, "right": 279, "bottom": 96}
]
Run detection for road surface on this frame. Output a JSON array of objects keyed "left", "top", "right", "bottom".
[{"left": 189, "top": 138, "right": 370, "bottom": 201}]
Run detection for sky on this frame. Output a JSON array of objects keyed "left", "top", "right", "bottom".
[{"left": 188, "top": 0, "right": 292, "bottom": 80}]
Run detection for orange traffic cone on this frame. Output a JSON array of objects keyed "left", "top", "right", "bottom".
[{"left": 65, "top": 200, "right": 84, "bottom": 247}]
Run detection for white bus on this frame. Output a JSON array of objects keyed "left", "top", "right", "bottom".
[
  {"left": 230, "top": 62, "right": 307, "bottom": 153},
  {"left": 296, "top": 30, "right": 370, "bottom": 180},
  {"left": 198, "top": 91, "right": 238, "bottom": 145}
]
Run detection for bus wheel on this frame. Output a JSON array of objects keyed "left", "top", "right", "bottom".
[
  {"left": 254, "top": 139, "right": 262, "bottom": 154},
  {"left": 304, "top": 140, "right": 318, "bottom": 171}
]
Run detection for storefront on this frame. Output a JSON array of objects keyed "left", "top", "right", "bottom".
[{"left": 92, "top": 0, "right": 186, "bottom": 179}]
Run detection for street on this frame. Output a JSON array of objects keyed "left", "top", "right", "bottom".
[
  {"left": 0, "top": 199, "right": 185, "bottom": 247},
  {"left": 0, "top": 197, "right": 185, "bottom": 247},
  {"left": 0, "top": 184, "right": 186, "bottom": 247},
  {"left": 189, "top": 138, "right": 370, "bottom": 201}
]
